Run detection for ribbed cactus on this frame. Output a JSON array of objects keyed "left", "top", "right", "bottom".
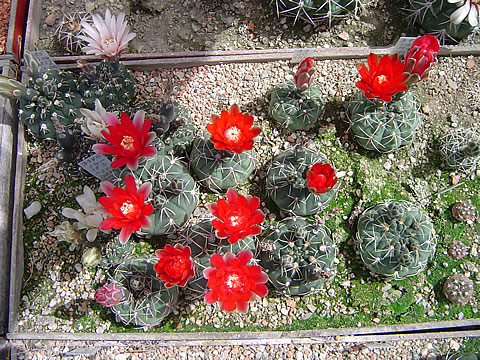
[
  {"left": 100, "top": 237, "right": 136, "bottom": 269},
  {"left": 443, "top": 273, "right": 474, "bottom": 306},
  {"left": 112, "top": 256, "right": 179, "bottom": 327},
  {"left": 452, "top": 200, "right": 476, "bottom": 223},
  {"left": 259, "top": 217, "right": 337, "bottom": 295},
  {"left": 190, "top": 135, "right": 256, "bottom": 192},
  {"left": 355, "top": 200, "right": 436, "bottom": 279},
  {"left": 131, "top": 154, "right": 198, "bottom": 236},
  {"left": 349, "top": 91, "right": 422, "bottom": 153},
  {"left": 175, "top": 219, "right": 257, "bottom": 299},
  {"left": 270, "top": 58, "right": 324, "bottom": 131},
  {"left": 440, "top": 127, "right": 480, "bottom": 172},
  {"left": 273, "top": 0, "right": 364, "bottom": 25},
  {"left": 406, "top": 0, "right": 475, "bottom": 42},
  {"left": 447, "top": 353, "right": 480, "bottom": 360},
  {"left": 54, "top": 12, "right": 92, "bottom": 54},
  {"left": 266, "top": 147, "right": 337, "bottom": 216}
]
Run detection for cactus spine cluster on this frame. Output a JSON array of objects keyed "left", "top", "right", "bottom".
[
  {"left": 355, "top": 200, "right": 436, "bottom": 279},
  {"left": 54, "top": 12, "right": 92, "bottom": 54},
  {"left": 440, "top": 127, "right": 480, "bottom": 172},
  {"left": 266, "top": 147, "right": 337, "bottom": 216},
  {"left": 443, "top": 273, "right": 474, "bottom": 306},
  {"left": 260, "top": 217, "right": 337, "bottom": 295}
]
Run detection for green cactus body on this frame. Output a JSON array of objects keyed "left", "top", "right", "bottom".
[
  {"left": 112, "top": 256, "right": 179, "bottom": 327},
  {"left": 407, "top": 0, "right": 474, "bottom": 42},
  {"left": 274, "top": 0, "right": 364, "bottom": 25},
  {"left": 100, "top": 237, "right": 136, "bottom": 269},
  {"left": 260, "top": 217, "right": 337, "bottom": 295},
  {"left": 78, "top": 60, "right": 136, "bottom": 112},
  {"left": 266, "top": 147, "right": 337, "bottom": 216},
  {"left": 448, "top": 354, "right": 480, "bottom": 360},
  {"left": 440, "top": 127, "right": 480, "bottom": 172},
  {"left": 131, "top": 154, "right": 198, "bottom": 236},
  {"left": 349, "top": 91, "right": 422, "bottom": 153},
  {"left": 157, "top": 102, "right": 196, "bottom": 156},
  {"left": 270, "top": 81, "right": 324, "bottom": 131},
  {"left": 176, "top": 219, "right": 257, "bottom": 298},
  {"left": 190, "top": 136, "right": 256, "bottom": 192},
  {"left": 355, "top": 200, "right": 436, "bottom": 280}
]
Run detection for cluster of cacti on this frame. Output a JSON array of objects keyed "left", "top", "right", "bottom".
[
  {"left": 349, "top": 91, "right": 422, "bottom": 153},
  {"left": 452, "top": 200, "right": 477, "bottom": 223},
  {"left": 354, "top": 200, "right": 437, "bottom": 279},
  {"left": 260, "top": 217, "right": 337, "bottom": 295},
  {"left": 266, "top": 146, "right": 337, "bottom": 216},
  {"left": 273, "top": 0, "right": 364, "bottom": 25},
  {"left": 440, "top": 127, "right": 480, "bottom": 172},
  {"left": 443, "top": 273, "right": 474, "bottom": 306},
  {"left": 54, "top": 12, "right": 92, "bottom": 54}
]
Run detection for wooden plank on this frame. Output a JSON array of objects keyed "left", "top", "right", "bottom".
[
  {"left": 23, "top": 0, "right": 41, "bottom": 54},
  {"left": 5, "top": 0, "right": 30, "bottom": 61}
]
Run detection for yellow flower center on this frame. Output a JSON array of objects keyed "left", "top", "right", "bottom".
[
  {"left": 224, "top": 126, "right": 242, "bottom": 142},
  {"left": 377, "top": 75, "right": 388, "bottom": 85},
  {"left": 120, "top": 135, "right": 135, "bottom": 151},
  {"left": 103, "top": 38, "right": 115, "bottom": 47},
  {"left": 120, "top": 200, "right": 135, "bottom": 215}
]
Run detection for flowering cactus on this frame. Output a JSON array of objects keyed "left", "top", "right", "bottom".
[
  {"left": 154, "top": 244, "right": 195, "bottom": 287},
  {"left": 306, "top": 163, "right": 338, "bottom": 194},
  {"left": 448, "top": 0, "right": 480, "bottom": 27},
  {"left": 79, "top": 99, "right": 111, "bottom": 141},
  {"left": 403, "top": 35, "right": 440, "bottom": 85},
  {"left": 95, "top": 283, "right": 124, "bottom": 307}
]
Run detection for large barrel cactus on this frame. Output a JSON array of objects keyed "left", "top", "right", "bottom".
[
  {"left": 112, "top": 256, "right": 179, "bottom": 327},
  {"left": 355, "top": 200, "right": 437, "bottom": 280},
  {"left": 349, "top": 91, "right": 422, "bottom": 153},
  {"left": 266, "top": 147, "right": 338, "bottom": 216},
  {"left": 439, "top": 127, "right": 480, "bottom": 172},
  {"left": 260, "top": 217, "right": 337, "bottom": 295}
]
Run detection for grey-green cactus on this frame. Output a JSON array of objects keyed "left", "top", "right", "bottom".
[
  {"left": 259, "top": 217, "right": 337, "bottom": 295},
  {"left": 443, "top": 273, "right": 474, "bottom": 306},
  {"left": 132, "top": 154, "right": 198, "bottom": 236},
  {"left": 112, "top": 256, "right": 179, "bottom": 327},
  {"left": 100, "top": 237, "right": 136, "bottom": 269},
  {"left": 446, "top": 353, "right": 480, "bottom": 360},
  {"left": 440, "top": 127, "right": 480, "bottom": 172},
  {"left": 266, "top": 147, "right": 337, "bottom": 216},
  {"left": 349, "top": 91, "right": 422, "bottom": 153},
  {"left": 190, "top": 135, "right": 256, "bottom": 192},
  {"left": 355, "top": 200, "right": 436, "bottom": 279}
]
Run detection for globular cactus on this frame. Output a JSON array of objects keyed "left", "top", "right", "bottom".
[
  {"left": 349, "top": 91, "right": 422, "bottom": 153},
  {"left": 273, "top": 0, "right": 364, "bottom": 25},
  {"left": 54, "top": 12, "right": 92, "bottom": 54},
  {"left": 190, "top": 135, "right": 256, "bottom": 192},
  {"left": 443, "top": 273, "right": 474, "bottom": 306},
  {"left": 440, "top": 127, "right": 480, "bottom": 172},
  {"left": 266, "top": 146, "right": 338, "bottom": 216},
  {"left": 259, "top": 217, "right": 337, "bottom": 295},
  {"left": 270, "top": 58, "right": 324, "bottom": 131},
  {"left": 131, "top": 154, "right": 198, "bottom": 236},
  {"left": 100, "top": 237, "right": 136, "bottom": 269},
  {"left": 175, "top": 219, "right": 257, "bottom": 299},
  {"left": 446, "top": 353, "right": 480, "bottom": 360},
  {"left": 112, "top": 256, "right": 179, "bottom": 327},
  {"left": 452, "top": 200, "right": 476, "bottom": 223},
  {"left": 355, "top": 200, "right": 437, "bottom": 279},
  {"left": 406, "top": 0, "right": 475, "bottom": 43},
  {"left": 447, "top": 240, "right": 468, "bottom": 260}
]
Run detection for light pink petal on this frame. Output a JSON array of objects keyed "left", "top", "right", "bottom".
[
  {"left": 132, "top": 110, "right": 145, "bottom": 133},
  {"left": 138, "top": 182, "right": 152, "bottom": 199},
  {"left": 100, "top": 181, "right": 115, "bottom": 197}
]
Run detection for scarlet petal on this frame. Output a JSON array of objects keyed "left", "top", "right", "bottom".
[
  {"left": 237, "top": 250, "right": 253, "bottom": 266},
  {"left": 221, "top": 298, "right": 237, "bottom": 312},
  {"left": 210, "top": 253, "right": 225, "bottom": 269},
  {"left": 204, "top": 290, "right": 218, "bottom": 304}
]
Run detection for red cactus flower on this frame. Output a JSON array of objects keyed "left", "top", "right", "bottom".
[
  {"left": 98, "top": 174, "right": 154, "bottom": 244},
  {"left": 92, "top": 110, "right": 156, "bottom": 171},
  {"left": 356, "top": 53, "right": 408, "bottom": 102},
  {"left": 154, "top": 244, "right": 194, "bottom": 288},
  {"left": 403, "top": 35, "right": 439, "bottom": 85},
  {"left": 203, "top": 250, "right": 268, "bottom": 313},
  {"left": 210, "top": 188, "right": 265, "bottom": 244},
  {"left": 295, "top": 57, "right": 316, "bottom": 90},
  {"left": 306, "top": 163, "right": 338, "bottom": 194},
  {"left": 206, "top": 104, "right": 261, "bottom": 154},
  {"left": 95, "top": 283, "right": 124, "bottom": 307}
]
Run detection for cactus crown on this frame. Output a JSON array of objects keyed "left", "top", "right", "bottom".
[{"left": 443, "top": 273, "right": 474, "bottom": 306}]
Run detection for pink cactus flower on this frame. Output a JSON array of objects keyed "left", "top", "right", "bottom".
[{"left": 95, "top": 283, "right": 124, "bottom": 307}]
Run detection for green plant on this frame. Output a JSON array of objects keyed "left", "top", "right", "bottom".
[
  {"left": 100, "top": 237, "right": 136, "bottom": 269},
  {"left": 112, "top": 256, "right": 179, "bottom": 327},
  {"left": 443, "top": 273, "right": 474, "bottom": 306},
  {"left": 452, "top": 200, "right": 477, "bottom": 223},
  {"left": 440, "top": 127, "right": 480, "bottom": 172},
  {"left": 259, "top": 217, "right": 337, "bottom": 295},
  {"left": 354, "top": 200, "right": 436, "bottom": 279},
  {"left": 266, "top": 146, "right": 338, "bottom": 216},
  {"left": 349, "top": 91, "right": 422, "bottom": 153},
  {"left": 446, "top": 354, "right": 480, "bottom": 360},
  {"left": 54, "top": 11, "right": 92, "bottom": 54}
]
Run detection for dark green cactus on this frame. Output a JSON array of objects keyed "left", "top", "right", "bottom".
[
  {"left": 190, "top": 135, "right": 256, "bottom": 192},
  {"left": 446, "top": 353, "right": 480, "bottom": 360},
  {"left": 443, "top": 273, "right": 474, "bottom": 306},
  {"left": 266, "top": 147, "right": 337, "bottom": 216},
  {"left": 260, "top": 217, "right": 337, "bottom": 295},
  {"left": 355, "top": 200, "right": 436, "bottom": 279},
  {"left": 131, "top": 154, "right": 198, "bottom": 236},
  {"left": 440, "top": 127, "right": 480, "bottom": 172},
  {"left": 112, "top": 256, "right": 179, "bottom": 327},
  {"left": 349, "top": 91, "right": 422, "bottom": 153}
]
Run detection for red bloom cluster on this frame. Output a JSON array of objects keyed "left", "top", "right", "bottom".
[
  {"left": 99, "top": 174, "right": 154, "bottom": 244},
  {"left": 295, "top": 57, "right": 316, "bottom": 90},
  {"left": 154, "top": 244, "right": 194, "bottom": 288},
  {"left": 204, "top": 250, "right": 268, "bottom": 313},
  {"left": 206, "top": 104, "right": 261, "bottom": 154},
  {"left": 210, "top": 188, "right": 265, "bottom": 244},
  {"left": 93, "top": 111, "right": 156, "bottom": 170},
  {"left": 306, "top": 163, "right": 338, "bottom": 194}
]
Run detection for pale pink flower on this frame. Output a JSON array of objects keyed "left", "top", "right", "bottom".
[{"left": 447, "top": 0, "right": 480, "bottom": 27}]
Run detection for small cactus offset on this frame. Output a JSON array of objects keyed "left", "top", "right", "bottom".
[
  {"left": 273, "top": 0, "right": 364, "bottom": 25},
  {"left": 131, "top": 154, "right": 198, "bottom": 236},
  {"left": 270, "top": 58, "right": 324, "bottom": 131},
  {"left": 452, "top": 200, "right": 477, "bottom": 223},
  {"left": 100, "top": 237, "right": 136, "bottom": 269},
  {"left": 447, "top": 240, "right": 468, "bottom": 260},
  {"left": 266, "top": 146, "right": 338, "bottom": 216},
  {"left": 443, "top": 273, "right": 474, "bottom": 306},
  {"left": 355, "top": 200, "right": 437, "bottom": 279},
  {"left": 260, "top": 217, "right": 337, "bottom": 295},
  {"left": 54, "top": 12, "right": 92, "bottom": 54},
  {"left": 111, "top": 256, "right": 179, "bottom": 327},
  {"left": 440, "top": 127, "right": 480, "bottom": 172}
]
